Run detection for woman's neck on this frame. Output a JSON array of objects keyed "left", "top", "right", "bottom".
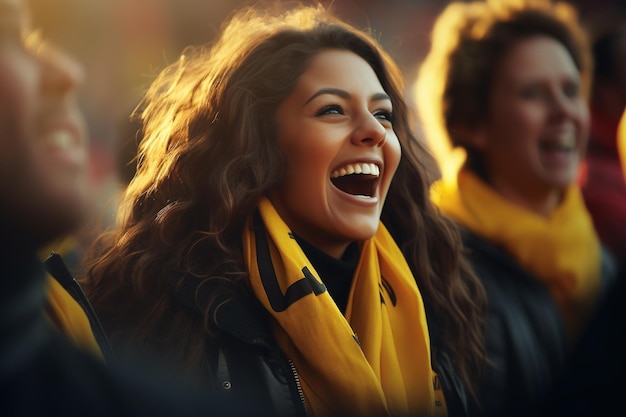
[{"left": 294, "top": 235, "right": 360, "bottom": 313}]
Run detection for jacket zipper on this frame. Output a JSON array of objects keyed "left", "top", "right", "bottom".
[{"left": 288, "top": 359, "right": 308, "bottom": 416}]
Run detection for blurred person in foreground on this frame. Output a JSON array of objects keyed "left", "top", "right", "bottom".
[
  {"left": 82, "top": 3, "right": 486, "bottom": 417},
  {"left": 415, "top": 0, "right": 617, "bottom": 416},
  {"left": 578, "top": 18, "right": 626, "bottom": 267},
  {"left": 0, "top": 0, "right": 238, "bottom": 415}
]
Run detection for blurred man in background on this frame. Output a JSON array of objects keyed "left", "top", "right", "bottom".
[{"left": 0, "top": 1, "right": 240, "bottom": 415}]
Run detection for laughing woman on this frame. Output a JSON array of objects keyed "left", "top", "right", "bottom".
[
  {"left": 82, "top": 4, "right": 485, "bottom": 417},
  {"left": 416, "top": 1, "right": 617, "bottom": 416}
]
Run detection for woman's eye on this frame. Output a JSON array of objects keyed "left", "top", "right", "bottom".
[
  {"left": 374, "top": 110, "right": 394, "bottom": 123},
  {"left": 315, "top": 104, "right": 343, "bottom": 116}
]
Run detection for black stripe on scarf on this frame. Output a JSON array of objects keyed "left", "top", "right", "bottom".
[{"left": 253, "top": 210, "right": 326, "bottom": 312}]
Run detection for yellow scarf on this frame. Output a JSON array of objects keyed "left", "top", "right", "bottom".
[
  {"left": 40, "top": 237, "right": 103, "bottom": 358},
  {"left": 432, "top": 170, "right": 602, "bottom": 338},
  {"left": 244, "top": 197, "right": 440, "bottom": 417},
  {"left": 45, "top": 276, "right": 103, "bottom": 358}
]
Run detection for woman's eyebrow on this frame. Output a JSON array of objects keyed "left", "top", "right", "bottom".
[
  {"left": 371, "top": 92, "right": 391, "bottom": 102},
  {"left": 305, "top": 87, "right": 350, "bottom": 104},
  {"left": 305, "top": 88, "right": 391, "bottom": 105}
]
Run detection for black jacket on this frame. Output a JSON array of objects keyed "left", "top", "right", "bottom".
[
  {"left": 0, "top": 252, "right": 236, "bottom": 417},
  {"left": 461, "top": 228, "right": 617, "bottom": 417},
  {"left": 196, "top": 290, "right": 471, "bottom": 417},
  {"left": 173, "top": 218, "right": 474, "bottom": 417},
  {"left": 535, "top": 263, "right": 626, "bottom": 417}
]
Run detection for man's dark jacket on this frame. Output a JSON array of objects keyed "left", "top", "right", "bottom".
[{"left": 460, "top": 228, "right": 617, "bottom": 417}]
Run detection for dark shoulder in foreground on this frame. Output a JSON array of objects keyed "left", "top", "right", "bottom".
[{"left": 0, "top": 327, "right": 250, "bottom": 417}]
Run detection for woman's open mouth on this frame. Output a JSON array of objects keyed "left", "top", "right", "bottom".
[{"left": 330, "top": 162, "right": 379, "bottom": 198}]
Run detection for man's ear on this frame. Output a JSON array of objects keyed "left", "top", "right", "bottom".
[{"left": 452, "top": 123, "right": 488, "bottom": 150}]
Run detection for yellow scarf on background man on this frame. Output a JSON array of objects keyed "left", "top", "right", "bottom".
[
  {"left": 432, "top": 170, "right": 602, "bottom": 339},
  {"left": 45, "top": 276, "right": 103, "bottom": 358},
  {"left": 39, "top": 237, "right": 103, "bottom": 358},
  {"left": 244, "top": 197, "right": 440, "bottom": 417}
]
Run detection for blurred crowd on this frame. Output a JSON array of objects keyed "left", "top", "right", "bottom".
[
  {"left": 27, "top": 0, "right": 626, "bottom": 258},
  {"left": 3, "top": 0, "right": 625, "bottom": 416}
]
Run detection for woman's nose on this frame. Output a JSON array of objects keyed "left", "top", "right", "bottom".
[{"left": 351, "top": 112, "right": 387, "bottom": 147}]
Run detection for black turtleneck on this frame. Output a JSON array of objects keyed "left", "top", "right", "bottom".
[{"left": 293, "top": 236, "right": 360, "bottom": 314}]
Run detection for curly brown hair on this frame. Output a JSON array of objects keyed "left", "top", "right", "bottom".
[{"left": 83, "top": 3, "right": 486, "bottom": 395}]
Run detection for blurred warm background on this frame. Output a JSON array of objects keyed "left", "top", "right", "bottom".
[{"left": 26, "top": 0, "right": 626, "bottom": 245}]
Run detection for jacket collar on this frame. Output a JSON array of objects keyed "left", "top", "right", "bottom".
[{"left": 174, "top": 274, "right": 275, "bottom": 350}]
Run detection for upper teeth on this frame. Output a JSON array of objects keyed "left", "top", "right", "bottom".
[
  {"left": 331, "top": 162, "right": 380, "bottom": 178},
  {"left": 542, "top": 136, "right": 576, "bottom": 150}
]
